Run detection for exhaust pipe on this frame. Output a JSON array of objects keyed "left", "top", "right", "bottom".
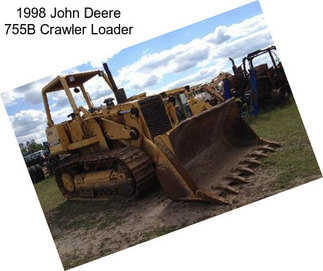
[{"left": 102, "top": 63, "right": 128, "bottom": 104}]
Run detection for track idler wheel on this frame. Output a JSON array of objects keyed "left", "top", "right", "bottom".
[{"left": 61, "top": 172, "right": 75, "bottom": 193}]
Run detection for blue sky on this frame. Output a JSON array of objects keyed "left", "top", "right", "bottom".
[
  {"left": 107, "top": 1, "right": 263, "bottom": 71},
  {"left": 1, "top": 1, "right": 276, "bottom": 144}
]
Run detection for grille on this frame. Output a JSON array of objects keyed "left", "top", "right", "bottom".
[{"left": 139, "top": 95, "right": 172, "bottom": 139}]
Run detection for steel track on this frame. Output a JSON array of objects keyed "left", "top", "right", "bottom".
[{"left": 54, "top": 146, "right": 156, "bottom": 200}]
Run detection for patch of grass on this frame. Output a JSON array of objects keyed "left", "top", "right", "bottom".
[
  {"left": 33, "top": 175, "right": 128, "bottom": 230},
  {"left": 34, "top": 176, "right": 66, "bottom": 213},
  {"left": 45, "top": 200, "right": 123, "bottom": 234},
  {"left": 248, "top": 100, "right": 321, "bottom": 188}
]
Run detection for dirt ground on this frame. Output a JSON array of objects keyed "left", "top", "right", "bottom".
[
  {"left": 40, "top": 101, "right": 321, "bottom": 269},
  {"left": 45, "top": 168, "right": 320, "bottom": 269}
]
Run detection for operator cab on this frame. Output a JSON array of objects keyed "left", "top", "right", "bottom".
[
  {"left": 42, "top": 70, "right": 115, "bottom": 126},
  {"left": 42, "top": 70, "right": 114, "bottom": 155}
]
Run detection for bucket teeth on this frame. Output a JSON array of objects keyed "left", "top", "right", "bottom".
[
  {"left": 196, "top": 189, "right": 228, "bottom": 204},
  {"left": 234, "top": 166, "right": 255, "bottom": 175},
  {"left": 240, "top": 158, "right": 263, "bottom": 166},
  {"left": 212, "top": 195, "right": 229, "bottom": 205},
  {"left": 212, "top": 184, "right": 239, "bottom": 194},
  {"left": 257, "top": 145, "right": 276, "bottom": 152},
  {"left": 262, "top": 140, "right": 281, "bottom": 148},
  {"left": 248, "top": 151, "right": 268, "bottom": 158},
  {"left": 225, "top": 174, "right": 249, "bottom": 184}
]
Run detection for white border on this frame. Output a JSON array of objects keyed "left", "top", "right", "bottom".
[{"left": 0, "top": 1, "right": 322, "bottom": 270}]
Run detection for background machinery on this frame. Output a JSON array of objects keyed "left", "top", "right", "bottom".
[
  {"left": 225, "top": 45, "right": 291, "bottom": 115},
  {"left": 24, "top": 151, "right": 46, "bottom": 183},
  {"left": 161, "top": 84, "right": 225, "bottom": 126}
]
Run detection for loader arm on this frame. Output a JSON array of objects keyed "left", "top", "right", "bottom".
[{"left": 203, "top": 84, "right": 225, "bottom": 102}]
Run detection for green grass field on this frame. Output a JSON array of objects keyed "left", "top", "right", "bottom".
[
  {"left": 247, "top": 100, "right": 321, "bottom": 188},
  {"left": 34, "top": 176, "right": 65, "bottom": 213}
]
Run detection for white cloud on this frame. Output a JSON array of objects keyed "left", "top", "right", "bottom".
[
  {"left": 203, "top": 25, "right": 231, "bottom": 44},
  {"left": 130, "top": 74, "right": 160, "bottom": 90},
  {"left": 1, "top": 90, "right": 20, "bottom": 106},
  {"left": 51, "top": 106, "right": 71, "bottom": 124},
  {"left": 214, "top": 29, "right": 273, "bottom": 60},
  {"left": 83, "top": 74, "right": 113, "bottom": 101},
  {"left": 163, "top": 65, "right": 219, "bottom": 91},
  {"left": 225, "top": 14, "right": 268, "bottom": 38},
  {"left": 1, "top": 78, "right": 49, "bottom": 107},
  {"left": 172, "top": 44, "right": 210, "bottom": 73},
  {"left": 114, "top": 38, "right": 212, "bottom": 91},
  {"left": 9, "top": 109, "right": 47, "bottom": 144}
]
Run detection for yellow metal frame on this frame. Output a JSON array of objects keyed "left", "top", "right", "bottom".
[{"left": 42, "top": 70, "right": 102, "bottom": 126}]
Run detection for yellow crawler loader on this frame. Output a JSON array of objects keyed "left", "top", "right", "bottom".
[{"left": 42, "top": 64, "right": 279, "bottom": 204}]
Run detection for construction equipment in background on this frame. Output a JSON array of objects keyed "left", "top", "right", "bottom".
[
  {"left": 42, "top": 63, "right": 279, "bottom": 204},
  {"left": 24, "top": 152, "right": 46, "bottom": 183},
  {"left": 27, "top": 164, "right": 45, "bottom": 183},
  {"left": 43, "top": 141, "right": 59, "bottom": 176},
  {"left": 161, "top": 84, "right": 225, "bottom": 126},
  {"left": 225, "top": 45, "right": 291, "bottom": 115}
]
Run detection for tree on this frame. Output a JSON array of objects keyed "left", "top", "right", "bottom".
[
  {"left": 19, "top": 143, "right": 24, "bottom": 151},
  {"left": 19, "top": 142, "right": 28, "bottom": 154},
  {"left": 29, "top": 140, "right": 44, "bottom": 152},
  {"left": 20, "top": 140, "right": 44, "bottom": 155}
]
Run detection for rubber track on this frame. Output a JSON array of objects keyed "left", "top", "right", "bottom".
[{"left": 54, "top": 146, "right": 156, "bottom": 199}]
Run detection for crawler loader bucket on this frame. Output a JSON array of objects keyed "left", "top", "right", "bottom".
[{"left": 154, "top": 98, "right": 279, "bottom": 204}]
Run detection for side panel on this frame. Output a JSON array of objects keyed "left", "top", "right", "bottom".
[{"left": 46, "top": 124, "right": 70, "bottom": 155}]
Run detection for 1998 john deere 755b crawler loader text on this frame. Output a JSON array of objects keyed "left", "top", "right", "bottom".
[{"left": 42, "top": 63, "right": 279, "bottom": 204}]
